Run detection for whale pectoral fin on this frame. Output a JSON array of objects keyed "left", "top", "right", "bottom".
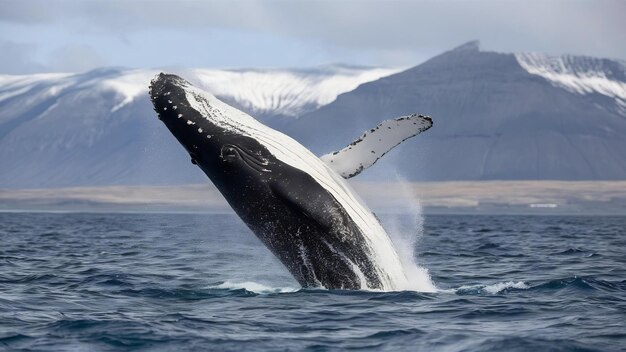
[
  {"left": 320, "top": 114, "right": 433, "bottom": 178},
  {"left": 269, "top": 180, "right": 335, "bottom": 231}
]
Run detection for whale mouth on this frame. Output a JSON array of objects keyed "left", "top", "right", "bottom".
[
  {"left": 148, "top": 73, "right": 194, "bottom": 123},
  {"left": 149, "top": 73, "right": 190, "bottom": 100},
  {"left": 220, "top": 144, "right": 270, "bottom": 173}
]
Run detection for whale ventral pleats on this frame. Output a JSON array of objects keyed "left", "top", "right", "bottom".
[{"left": 147, "top": 72, "right": 434, "bottom": 291}]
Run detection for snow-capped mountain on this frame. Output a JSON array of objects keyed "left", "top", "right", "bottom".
[
  {"left": 291, "top": 41, "right": 626, "bottom": 181},
  {"left": 1, "top": 42, "right": 625, "bottom": 188},
  {"left": 0, "top": 65, "right": 397, "bottom": 188},
  {"left": 0, "top": 65, "right": 397, "bottom": 121},
  {"left": 514, "top": 53, "right": 626, "bottom": 117},
  {"left": 189, "top": 66, "right": 400, "bottom": 119}
]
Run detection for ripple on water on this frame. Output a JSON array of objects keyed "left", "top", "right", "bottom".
[{"left": 0, "top": 213, "right": 624, "bottom": 351}]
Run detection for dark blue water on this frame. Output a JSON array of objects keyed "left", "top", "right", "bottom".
[{"left": 1, "top": 212, "right": 625, "bottom": 351}]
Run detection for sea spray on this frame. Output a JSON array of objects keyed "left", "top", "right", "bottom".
[{"left": 381, "top": 177, "right": 437, "bottom": 292}]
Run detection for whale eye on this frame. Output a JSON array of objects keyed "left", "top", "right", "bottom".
[{"left": 220, "top": 145, "right": 239, "bottom": 162}]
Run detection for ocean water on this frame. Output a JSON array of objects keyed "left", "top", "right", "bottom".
[{"left": 0, "top": 212, "right": 624, "bottom": 351}]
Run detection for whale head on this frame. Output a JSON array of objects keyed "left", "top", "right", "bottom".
[{"left": 149, "top": 73, "right": 275, "bottom": 187}]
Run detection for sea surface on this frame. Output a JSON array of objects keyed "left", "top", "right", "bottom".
[{"left": 0, "top": 212, "right": 624, "bottom": 351}]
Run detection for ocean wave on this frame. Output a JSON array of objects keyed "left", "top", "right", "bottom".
[
  {"left": 552, "top": 248, "right": 599, "bottom": 257},
  {"left": 115, "top": 286, "right": 258, "bottom": 299},
  {"left": 447, "top": 276, "right": 626, "bottom": 296},
  {"left": 210, "top": 281, "right": 299, "bottom": 294},
  {"left": 452, "top": 281, "right": 530, "bottom": 295},
  {"left": 191, "top": 276, "right": 626, "bottom": 297},
  {"left": 467, "top": 336, "right": 603, "bottom": 352},
  {"left": 532, "top": 276, "right": 626, "bottom": 292}
]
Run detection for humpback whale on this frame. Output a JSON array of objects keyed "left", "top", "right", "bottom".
[{"left": 149, "top": 73, "right": 432, "bottom": 290}]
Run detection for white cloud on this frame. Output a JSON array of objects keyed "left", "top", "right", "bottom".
[
  {"left": 48, "top": 44, "right": 106, "bottom": 73},
  {"left": 0, "top": 40, "right": 45, "bottom": 74},
  {"left": 0, "top": 0, "right": 624, "bottom": 73}
]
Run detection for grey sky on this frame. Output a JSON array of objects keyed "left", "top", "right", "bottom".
[{"left": 0, "top": 0, "right": 624, "bottom": 74}]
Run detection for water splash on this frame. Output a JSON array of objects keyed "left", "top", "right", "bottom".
[{"left": 383, "top": 176, "right": 437, "bottom": 292}]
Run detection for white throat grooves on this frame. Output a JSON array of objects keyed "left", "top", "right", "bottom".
[{"left": 184, "top": 86, "right": 409, "bottom": 290}]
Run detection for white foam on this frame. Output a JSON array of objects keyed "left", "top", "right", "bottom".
[
  {"left": 212, "top": 281, "right": 298, "bottom": 294},
  {"left": 452, "top": 281, "right": 529, "bottom": 294},
  {"left": 483, "top": 281, "right": 529, "bottom": 293}
]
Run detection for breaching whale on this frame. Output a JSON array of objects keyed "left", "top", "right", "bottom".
[{"left": 149, "top": 73, "right": 432, "bottom": 290}]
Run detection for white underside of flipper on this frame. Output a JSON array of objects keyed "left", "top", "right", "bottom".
[{"left": 320, "top": 114, "right": 433, "bottom": 178}]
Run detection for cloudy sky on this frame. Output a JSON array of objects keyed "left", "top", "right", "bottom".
[{"left": 0, "top": 0, "right": 624, "bottom": 74}]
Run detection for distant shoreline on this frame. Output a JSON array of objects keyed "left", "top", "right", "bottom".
[{"left": 1, "top": 181, "right": 625, "bottom": 215}]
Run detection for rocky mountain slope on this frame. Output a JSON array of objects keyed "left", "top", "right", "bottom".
[{"left": 291, "top": 41, "right": 626, "bottom": 181}]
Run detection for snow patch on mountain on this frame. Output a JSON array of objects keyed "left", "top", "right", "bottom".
[
  {"left": 100, "top": 70, "right": 158, "bottom": 112},
  {"left": 1, "top": 66, "right": 398, "bottom": 118},
  {"left": 515, "top": 53, "right": 626, "bottom": 109},
  {"left": 0, "top": 73, "right": 73, "bottom": 104},
  {"left": 189, "top": 66, "right": 399, "bottom": 117}
]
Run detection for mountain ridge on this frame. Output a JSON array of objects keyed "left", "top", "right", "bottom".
[
  {"left": 0, "top": 65, "right": 398, "bottom": 121},
  {"left": 1, "top": 42, "right": 625, "bottom": 188},
  {"left": 0, "top": 65, "right": 397, "bottom": 188},
  {"left": 290, "top": 42, "right": 626, "bottom": 181}
]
